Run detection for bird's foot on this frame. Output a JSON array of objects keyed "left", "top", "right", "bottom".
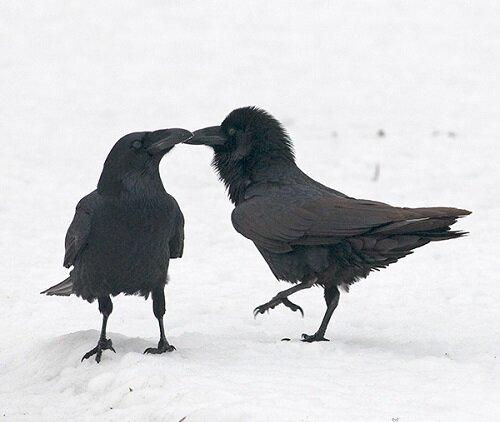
[
  {"left": 144, "top": 339, "right": 176, "bottom": 355},
  {"left": 253, "top": 297, "right": 304, "bottom": 318},
  {"left": 81, "top": 338, "right": 116, "bottom": 363},
  {"left": 301, "top": 333, "right": 329, "bottom": 343}
]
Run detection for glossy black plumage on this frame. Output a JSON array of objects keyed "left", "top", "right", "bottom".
[
  {"left": 42, "top": 128, "right": 192, "bottom": 362},
  {"left": 186, "top": 107, "right": 471, "bottom": 342}
]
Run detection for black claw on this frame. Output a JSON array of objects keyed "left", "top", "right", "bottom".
[
  {"left": 281, "top": 298, "right": 304, "bottom": 317},
  {"left": 301, "top": 333, "right": 330, "bottom": 343},
  {"left": 81, "top": 338, "right": 115, "bottom": 363},
  {"left": 144, "top": 341, "right": 176, "bottom": 354},
  {"left": 253, "top": 305, "right": 269, "bottom": 319},
  {"left": 81, "top": 347, "right": 98, "bottom": 362},
  {"left": 253, "top": 297, "right": 304, "bottom": 318}
]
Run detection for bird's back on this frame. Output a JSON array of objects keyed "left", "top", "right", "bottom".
[{"left": 234, "top": 165, "right": 469, "bottom": 289}]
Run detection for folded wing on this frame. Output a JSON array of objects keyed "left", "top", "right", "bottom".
[
  {"left": 63, "top": 192, "right": 97, "bottom": 268},
  {"left": 232, "top": 195, "right": 470, "bottom": 254}
]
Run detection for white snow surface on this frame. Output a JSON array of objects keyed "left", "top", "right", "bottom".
[{"left": 1, "top": 1, "right": 499, "bottom": 421}]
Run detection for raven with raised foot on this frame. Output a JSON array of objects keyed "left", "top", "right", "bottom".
[{"left": 186, "top": 107, "right": 470, "bottom": 343}]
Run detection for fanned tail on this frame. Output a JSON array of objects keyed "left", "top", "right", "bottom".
[{"left": 40, "top": 276, "right": 74, "bottom": 296}]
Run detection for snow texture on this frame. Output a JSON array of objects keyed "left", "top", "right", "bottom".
[{"left": 1, "top": 1, "right": 499, "bottom": 421}]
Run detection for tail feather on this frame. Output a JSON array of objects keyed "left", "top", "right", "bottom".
[
  {"left": 410, "top": 207, "right": 471, "bottom": 219},
  {"left": 371, "top": 206, "right": 471, "bottom": 241},
  {"left": 41, "top": 276, "right": 74, "bottom": 296}
]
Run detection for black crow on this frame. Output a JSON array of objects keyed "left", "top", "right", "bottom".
[
  {"left": 185, "top": 107, "right": 470, "bottom": 342},
  {"left": 41, "top": 128, "right": 192, "bottom": 362}
]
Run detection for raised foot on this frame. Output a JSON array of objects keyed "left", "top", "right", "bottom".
[
  {"left": 144, "top": 340, "right": 176, "bottom": 355},
  {"left": 253, "top": 297, "right": 304, "bottom": 318},
  {"left": 81, "top": 338, "right": 116, "bottom": 363},
  {"left": 301, "top": 333, "right": 330, "bottom": 343}
]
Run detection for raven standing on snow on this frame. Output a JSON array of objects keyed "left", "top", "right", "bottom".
[
  {"left": 42, "top": 128, "right": 192, "bottom": 362},
  {"left": 186, "top": 107, "right": 470, "bottom": 343}
]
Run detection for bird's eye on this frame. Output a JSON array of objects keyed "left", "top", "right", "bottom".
[
  {"left": 131, "top": 140, "right": 143, "bottom": 150},
  {"left": 228, "top": 128, "right": 236, "bottom": 136}
]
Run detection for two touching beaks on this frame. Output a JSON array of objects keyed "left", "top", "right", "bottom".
[
  {"left": 146, "top": 125, "right": 226, "bottom": 151},
  {"left": 156, "top": 126, "right": 227, "bottom": 148}
]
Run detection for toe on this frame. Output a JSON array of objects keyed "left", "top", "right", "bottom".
[
  {"left": 144, "top": 345, "right": 176, "bottom": 354},
  {"left": 282, "top": 299, "right": 304, "bottom": 317},
  {"left": 253, "top": 307, "right": 264, "bottom": 318},
  {"left": 301, "top": 333, "right": 329, "bottom": 343},
  {"left": 295, "top": 305, "right": 304, "bottom": 317},
  {"left": 81, "top": 346, "right": 97, "bottom": 362},
  {"left": 108, "top": 342, "right": 116, "bottom": 353},
  {"left": 301, "top": 333, "right": 312, "bottom": 342}
]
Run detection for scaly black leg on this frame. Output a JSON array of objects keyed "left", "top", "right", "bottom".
[
  {"left": 302, "top": 285, "right": 340, "bottom": 342},
  {"left": 82, "top": 296, "right": 116, "bottom": 363},
  {"left": 253, "top": 279, "right": 316, "bottom": 318},
  {"left": 144, "top": 287, "right": 175, "bottom": 354}
]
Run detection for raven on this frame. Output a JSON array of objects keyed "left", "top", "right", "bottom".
[
  {"left": 41, "top": 128, "right": 192, "bottom": 362},
  {"left": 185, "top": 107, "right": 470, "bottom": 342}
]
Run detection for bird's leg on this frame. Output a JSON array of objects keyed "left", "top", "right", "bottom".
[
  {"left": 82, "top": 296, "right": 116, "bottom": 363},
  {"left": 144, "top": 287, "right": 175, "bottom": 354},
  {"left": 302, "top": 285, "right": 340, "bottom": 342},
  {"left": 253, "top": 279, "right": 316, "bottom": 318}
]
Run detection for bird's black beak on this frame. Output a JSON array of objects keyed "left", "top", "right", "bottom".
[
  {"left": 147, "top": 128, "right": 193, "bottom": 155},
  {"left": 183, "top": 126, "right": 227, "bottom": 146}
]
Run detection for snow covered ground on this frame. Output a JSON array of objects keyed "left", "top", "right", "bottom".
[{"left": 1, "top": 1, "right": 499, "bottom": 420}]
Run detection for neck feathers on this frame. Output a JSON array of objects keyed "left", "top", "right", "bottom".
[
  {"left": 98, "top": 163, "right": 165, "bottom": 199},
  {"left": 213, "top": 141, "right": 296, "bottom": 205}
]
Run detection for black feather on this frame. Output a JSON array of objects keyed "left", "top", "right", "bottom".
[
  {"left": 41, "top": 128, "right": 191, "bottom": 361},
  {"left": 189, "top": 106, "right": 471, "bottom": 342},
  {"left": 40, "top": 276, "right": 73, "bottom": 296}
]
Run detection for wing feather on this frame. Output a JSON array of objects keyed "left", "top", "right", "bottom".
[
  {"left": 63, "top": 192, "right": 97, "bottom": 268},
  {"left": 169, "top": 200, "right": 185, "bottom": 259},
  {"left": 232, "top": 195, "right": 470, "bottom": 254}
]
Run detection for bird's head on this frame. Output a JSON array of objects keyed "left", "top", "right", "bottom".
[
  {"left": 185, "top": 106, "right": 295, "bottom": 164},
  {"left": 98, "top": 128, "right": 192, "bottom": 196},
  {"left": 185, "top": 107, "right": 295, "bottom": 204}
]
